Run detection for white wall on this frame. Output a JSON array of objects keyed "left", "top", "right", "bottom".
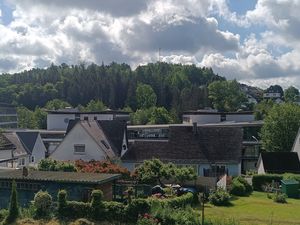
[
  {"left": 29, "top": 135, "right": 46, "bottom": 166},
  {"left": 51, "top": 124, "right": 107, "bottom": 161},
  {"left": 257, "top": 158, "right": 265, "bottom": 174},
  {"left": 183, "top": 114, "right": 254, "bottom": 124},
  {"left": 226, "top": 114, "right": 254, "bottom": 122},
  {"left": 184, "top": 115, "right": 221, "bottom": 124},
  {"left": 292, "top": 133, "right": 300, "bottom": 159},
  {"left": 47, "top": 114, "right": 75, "bottom": 130}
]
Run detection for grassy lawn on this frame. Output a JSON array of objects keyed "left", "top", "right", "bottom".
[{"left": 204, "top": 192, "right": 300, "bottom": 225}]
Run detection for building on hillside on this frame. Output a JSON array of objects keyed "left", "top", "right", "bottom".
[
  {"left": 0, "top": 131, "right": 46, "bottom": 168},
  {"left": 257, "top": 152, "right": 300, "bottom": 174},
  {"left": 46, "top": 108, "right": 130, "bottom": 131},
  {"left": 182, "top": 110, "right": 255, "bottom": 124},
  {"left": 123, "top": 124, "right": 243, "bottom": 177},
  {"left": 0, "top": 103, "right": 18, "bottom": 129},
  {"left": 0, "top": 169, "right": 121, "bottom": 208},
  {"left": 263, "top": 90, "right": 283, "bottom": 103},
  {"left": 50, "top": 120, "right": 128, "bottom": 161}
]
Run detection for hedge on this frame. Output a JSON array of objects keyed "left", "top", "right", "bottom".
[
  {"left": 148, "top": 192, "right": 194, "bottom": 210},
  {"left": 103, "top": 201, "right": 125, "bottom": 222},
  {"left": 252, "top": 174, "right": 283, "bottom": 191}
]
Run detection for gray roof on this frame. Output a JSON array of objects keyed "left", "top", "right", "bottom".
[
  {"left": 122, "top": 126, "right": 243, "bottom": 164},
  {"left": 0, "top": 169, "right": 121, "bottom": 184},
  {"left": 16, "top": 132, "right": 39, "bottom": 154},
  {"left": 2, "top": 132, "right": 27, "bottom": 156}
]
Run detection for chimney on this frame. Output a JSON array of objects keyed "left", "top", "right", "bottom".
[
  {"left": 193, "top": 122, "right": 198, "bottom": 135},
  {"left": 22, "top": 166, "right": 28, "bottom": 177}
]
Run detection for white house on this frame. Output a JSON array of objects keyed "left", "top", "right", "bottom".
[
  {"left": 0, "top": 131, "right": 47, "bottom": 168},
  {"left": 124, "top": 124, "right": 243, "bottom": 177},
  {"left": 50, "top": 120, "right": 128, "bottom": 161},
  {"left": 46, "top": 108, "right": 129, "bottom": 131}
]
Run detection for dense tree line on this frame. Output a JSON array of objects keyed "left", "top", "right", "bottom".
[
  {"left": 0, "top": 62, "right": 222, "bottom": 111},
  {"left": 0, "top": 62, "right": 228, "bottom": 127}
]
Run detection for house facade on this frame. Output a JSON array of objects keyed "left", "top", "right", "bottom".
[
  {"left": 0, "top": 131, "right": 46, "bottom": 168},
  {"left": 51, "top": 120, "right": 128, "bottom": 161},
  {"left": 123, "top": 124, "right": 243, "bottom": 177}
]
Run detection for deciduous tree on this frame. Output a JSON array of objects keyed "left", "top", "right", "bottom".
[{"left": 260, "top": 103, "right": 300, "bottom": 152}]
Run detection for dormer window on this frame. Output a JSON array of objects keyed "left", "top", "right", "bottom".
[{"left": 74, "top": 144, "right": 86, "bottom": 154}]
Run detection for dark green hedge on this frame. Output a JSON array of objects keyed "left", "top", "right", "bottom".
[{"left": 252, "top": 174, "right": 283, "bottom": 191}]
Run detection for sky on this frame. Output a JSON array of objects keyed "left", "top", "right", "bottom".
[{"left": 0, "top": 0, "right": 300, "bottom": 89}]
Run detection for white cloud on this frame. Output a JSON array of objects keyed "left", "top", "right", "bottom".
[{"left": 0, "top": 0, "right": 300, "bottom": 89}]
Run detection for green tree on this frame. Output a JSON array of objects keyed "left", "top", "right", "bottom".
[
  {"left": 208, "top": 80, "right": 247, "bottom": 112},
  {"left": 135, "top": 159, "right": 175, "bottom": 186},
  {"left": 17, "top": 106, "right": 37, "bottom": 129},
  {"left": 45, "top": 99, "right": 71, "bottom": 110},
  {"left": 174, "top": 166, "right": 197, "bottom": 185},
  {"left": 5, "top": 180, "right": 19, "bottom": 224},
  {"left": 135, "top": 159, "right": 196, "bottom": 186},
  {"left": 136, "top": 84, "right": 157, "bottom": 109},
  {"left": 34, "top": 107, "right": 47, "bottom": 129},
  {"left": 82, "top": 99, "right": 107, "bottom": 112},
  {"left": 260, "top": 103, "right": 300, "bottom": 152},
  {"left": 148, "top": 107, "right": 174, "bottom": 124},
  {"left": 284, "top": 86, "right": 299, "bottom": 102},
  {"left": 254, "top": 99, "right": 274, "bottom": 120}
]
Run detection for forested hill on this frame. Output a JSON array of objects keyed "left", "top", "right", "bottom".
[{"left": 0, "top": 62, "right": 224, "bottom": 113}]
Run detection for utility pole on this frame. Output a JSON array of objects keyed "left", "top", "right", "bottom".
[{"left": 202, "top": 192, "right": 205, "bottom": 225}]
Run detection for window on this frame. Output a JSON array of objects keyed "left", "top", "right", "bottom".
[
  {"left": 94, "top": 116, "right": 97, "bottom": 120},
  {"left": 84, "top": 116, "right": 88, "bottom": 121},
  {"left": 19, "top": 158, "right": 25, "bottom": 166},
  {"left": 31, "top": 156, "right": 35, "bottom": 163},
  {"left": 220, "top": 114, "right": 226, "bottom": 122},
  {"left": 74, "top": 144, "right": 86, "bottom": 154}
]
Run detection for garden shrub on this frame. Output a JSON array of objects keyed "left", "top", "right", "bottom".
[
  {"left": 235, "top": 176, "right": 252, "bottom": 194},
  {"left": 103, "top": 201, "right": 125, "bottom": 222},
  {"left": 283, "top": 173, "right": 300, "bottom": 182},
  {"left": 57, "top": 190, "right": 67, "bottom": 218},
  {"left": 152, "top": 205, "right": 201, "bottom": 225},
  {"left": 64, "top": 201, "right": 90, "bottom": 219},
  {"left": 125, "top": 198, "right": 151, "bottom": 222},
  {"left": 137, "top": 214, "right": 159, "bottom": 225},
  {"left": 252, "top": 174, "right": 283, "bottom": 191},
  {"left": 208, "top": 188, "right": 231, "bottom": 206},
  {"left": 33, "top": 191, "right": 52, "bottom": 218},
  {"left": 90, "top": 190, "right": 104, "bottom": 220},
  {"left": 230, "top": 176, "right": 252, "bottom": 196},
  {"left": 0, "top": 209, "right": 8, "bottom": 222},
  {"left": 166, "top": 192, "right": 194, "bottom": 208},
  {"left": 272, "top": 193, "right": 287, "bottom": 203},
  {"left": 69, "top": 218, "right": 94, "bottom": 225},
  {"left": 4, "top": 180, "right": 19, "bottom": 224},
  {"left": 57, "top": 190, "right": 90, "bottom": 219}
]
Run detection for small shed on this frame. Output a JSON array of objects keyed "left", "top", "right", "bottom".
[
  {"left": 281, "top": 180, "right": 299, "bottom": 198},
  {"left": 0, "top": 169, "right": 121, "bottom": 208}
]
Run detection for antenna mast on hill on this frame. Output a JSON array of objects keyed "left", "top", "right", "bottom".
[{"left": 158, "top": 48, "right": 161, "bottom": 62}]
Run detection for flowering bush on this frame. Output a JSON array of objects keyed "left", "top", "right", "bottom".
[
  {"left": 75, "top": 160, "right": 131, "bottom": 179},
  {"left": 137, "top": 213, "right": 159, "bottom": 225}
]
